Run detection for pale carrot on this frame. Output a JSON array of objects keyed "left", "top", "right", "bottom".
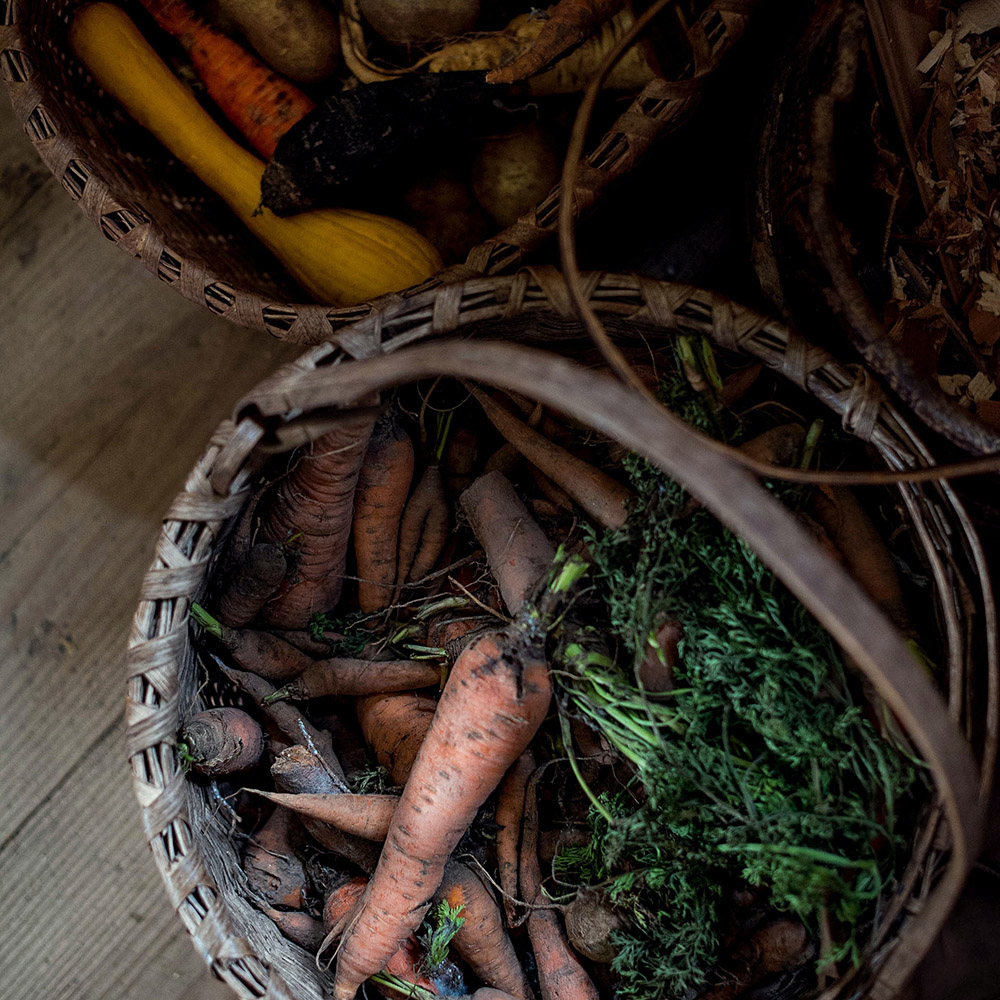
[
  {"left": 395, "top": 463, "right": 450, "bottom": 591},
  {"left": 246, "top": 789, "right": 399, "bottom": 842},
  {"left": 272, "top": 657, "right": 441, "bottom": 701},
  {"left": 355, "top": 691, "right": 438, "bottom": 786}
]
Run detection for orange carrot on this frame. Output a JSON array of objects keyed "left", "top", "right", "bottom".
[
  {"left": 192, "top": 604, "right": 313, "bottom": 681},
  {"left": 354, "top": 413, "right": 415, "bottom": 614},
  {"left": 395, "top": 463, "right": 450, "bottom": 592},
  {"left": 216, "top": 542, "right": 287, "bottom": 627},
  {"left": 461, "top": 471, "right": 556, "bottom": 613},
  {"left": 332, "top": 631, "right": 551, "bottom": 1000},
  {"left": 259, "top": 411, "right": 378, "bottom": 629},
  {"left": 274, "top": 657, "right": 441, "bottom": 700},
  {"left": 495, "top": 751, "right": 536, "bottom": 925},
  {"left": 243, "top": 806, "right": 309, "bottom": 909},
  {"left": 470, "top": 388, "right": 631, "bottom": 529},
  {"left": 247, "top": 790, "right": 399, "bottom": 842},
  {"left": 436, "top": 860, "right": 534, "bottom": 1000},
  {"left": 519, "top": 770, "right": 599, "bottom": 1000},
  {"left": 355, "top": 691, "right": 438, "bottom": 785},
  {"left": 486, "top": 0, "right": 626, "bottom": 84},
  {"left": 137, "top": 0, "right": 315, "bottom": 157},
  {"left": 255, "top": 902, "right": 327, "bottom": 951},
  {"left": 180, "top": 706, "right": 263, "bottom": 775}
]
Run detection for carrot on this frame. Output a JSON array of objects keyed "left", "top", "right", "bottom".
[
  {"left": 216, "top": 543, "right": 287, "bottom": 627},
  {"left": 444, "top": 425, "right": 479, "bottom": 502},
  {"left": 495, "top": 751, "right": 535, "bottom": 925},
  {"left": 461, "top": 472, "right": 556, "bottom": 613},
  {"left": 256, "top": 903, "right": 327, "bottom": 951},
  {"left": 529, "top": 467, "right": 574, "bottom": 512},
  {"left": 484, "top": 442, "right": 522, "bottom": 476},
  {"left": 243, "top": 806, "right": 309, "bottom": 909},
  {"left": 272, "top": 745, "right": 382, "bottom": 871},
  {"left": 737, "top": 423, "right": 805, "bottom": 467},
  {"left": 137, "top": 0, "right": 315, "bottom": 157},
  {"left": 469, "top": 388, "right": 631, "bottom": 529},
  {"left": 179, "top": 706, "right": 263, "bottom": 775},
  {"left": 246, "top": 790, "right": 399, "bottom": 842},
  {"left": 395, "top": 463, "right": 450, "bottom": 592},
  {"left": 212, "top": 655, "right": 348, "bottom": 785},
  {"left": 354, "top": 413, "right": 416, "bottom": 614},
  {"left": 436, "top": 860, "right": 534, "bottom": 1000},
  {"left": 324, "top": 875, "right": 370, "bottom": 939},
  {"left": 192, "top": 603, "right": 313, "bottom": 681},
  {"left": 273, "top": 657, "right": 441, "bottom": 701},
  {"left": 258, "top": 411, "right": 378, "bottom": 629},
  {"left": 637, "top": 618, "right": 682, "bottom": 694},
  {"left": 563, "top": 886, "right": 624, "bottom": 963},
  {"left": 269, "top": 628, "right": 348, "bottom": 657},
  {"left": 485, "top": 0, "right": 625, "bottom": 84},
  {"left": 355, "top": 691, "right": 438, "bottom": 785},
  {"left": 332, "top": 631, "right": 551, "bottom": 999},
  {"left": 720, "top": 363, "right": 763, "bottom": 408},
  {"left": 519, "top": 770, "right": 599, "bottom": 1000}
]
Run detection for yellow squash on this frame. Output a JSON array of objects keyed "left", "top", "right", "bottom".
[{"left": 69, "top": 3, "right": 443, "bottom": 306}]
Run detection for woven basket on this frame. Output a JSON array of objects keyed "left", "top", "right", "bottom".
[
  {"left": 2, "top": 0, "right": 753, "bottom": 343},
  {"left": 126, "top": 270, "right": 995, "bottom": 1000}
]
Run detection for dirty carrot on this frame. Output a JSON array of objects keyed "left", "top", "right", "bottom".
[
  {"left": 436, "top": 860, "right": 534, "bottom": 1000},
  {"left": 443, "top": 425, "right": 478, "bottom": 501},
  {"left": 485, "top": 0, "right": 626, "bottom": 84},
  {"left": 495, "top": 751, "right": 536, "bottom": 925},
  {"left": 258, "top": 410, "right": 378, "bottom": 629},
  {"left": 179, "top": 706, "right": 263, "bottom": 775},
  {"left": 192, "top": 603, "right": 313, "bottom": 682},
  {"left": 469, "top": 387, "right": 631, "bottom": 529},
  {"left": 395, "top": 463, "right": 450, "bottom": 592},
  {"left": 355, "top": 691, "right": 438, "bottom": 785},
  {"left": 216, "top": 542, "right": 287, "bottom": 627},
  {"left": 254, "top": 901, "right": 327, "bottom": 951},
  {"left": 273, "top": 657, "right": 441, "bottom": 701},
  {"left": 519, "top": 770, "right": 600, "bottom": 1000},
  {"left": 246, "top": 789, "right": 399, "bottom": 841},
  {"left": 332, "top": 630, "right": 551, "bottom": 1000},
  {"left": 354, "top": 412, "right": 415, "bottom": 614},
  {"left": 243, "top": 806, "right": 309, "bottom": 909},
  {"left": 137, "top": 0, "right": 315, "bottom": 157},
  {"left": 461, "top": 471, "right": 556, "bottom": 613}
]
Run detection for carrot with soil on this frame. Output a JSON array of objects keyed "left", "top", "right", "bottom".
[
  {"left": 243, "top": 806, "right": 309, "bottom": 909},
  {"left": 354, "top": 412, "right": 415, "bottom": 614},
  {"left": 469, "top": 388, "right": 631, "bottom": 529},
  {"left": 136, "top": 0, "right": 316, "bottom": 157},
  {"left": 246, "top": 789, "right": 399, "bottom": 842},
  {"left": 179, "top": 706, "right": 263, "bottom": 775},
  {"left": 271, "top": 656, "right": 441, "bottom": 701},
  {"left": 355, "top": 690, "right": 438, "bottom": 785},
  {"left": 192, "top": 603, "right": 313, "bottom": 682},
  {"left": 494, "top": 751, "right": 536, "bottom": 924},
  {"left": 216, "top": 543, "right": 287, "bottom": 627},
  {"left": 258, "top": 410, "right": 378, "bottom": 629},
  {"left": 332, "top": 630, "right": 552, "bottom": 999}
]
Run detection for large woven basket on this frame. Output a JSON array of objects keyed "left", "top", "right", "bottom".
[
  {"left": 1, "top": 0, "right": 753, "bottom": 343},
  {"left": 126, "top": 270, "right": 995, "bottom": 1000}
]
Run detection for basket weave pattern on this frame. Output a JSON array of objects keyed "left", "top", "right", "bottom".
[
  {"left": 126, "top": 271, "right": 995, "bottom": 1000},
  {"left": 2, "top": 0, "right": 752, "bottom": 342}
]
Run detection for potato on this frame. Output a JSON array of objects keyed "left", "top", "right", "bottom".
[
  {"left": 218, "top": 0, "right": 340, "bottom": 83},
  {"left": 358, "top": 0, "right": 481, "bottom": 48},
  {"left": 471, "top": 124, "right": 561, "bottom": 229},
  {"left": 403, "top": 169, "right": 491, "bottom": 264}
]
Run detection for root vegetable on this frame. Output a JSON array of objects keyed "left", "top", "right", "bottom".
[
  {"left": 332, "top": 631, "right": 551, "bottom": 1000},
  {"left": 460, "top": 471, "right": 556, "bottom": 613},
  {"left": 180, "top": 706, "right": 264, "bottom": 775},
  {"left": 243, "top": 807, "right": 309, "bottom": 908},
  {"left": 258, "top": 412, "right": 378, "bottom": 628},
  {"left": 396, "top": 463, "right": 450, "bottom": 592},
  {"left": 358, "top": 0, "right": 482, "bottom": 48},
  {"left": 404, "top": 172, "right": 492, "bottom": 267},
  {"left": 275, "top": 657, "right": 442, "bottom": 700},
  {"left": 495, "top": 751, "right": 535, "bottom": 924},
  {"left": 564, "top": 886, "right": 625, "bottom": 964},
  {"left": 472, "top": 126, "right": 561, "bottom": 229},
  {"left": 355, "top": 691, "right": 438, "bottom": 785},
  {"left": 256, "top": 902, "right": 327, "bottom": 950},
  {"left": 354, "top": 413, "right": 415, "bottom": 614},
  {"left": 247, "top": 789, "right": 399, "bottom": 841},
  {"left": 637, "top": 619, "right": 682, "bottom": 694},
  {"left": 217, "top": 543, "right": 287, "bottom": 627}
]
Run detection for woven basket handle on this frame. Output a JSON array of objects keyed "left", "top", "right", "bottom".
[{"left": 234, "top": 338, "right": 982, "bottom": 994}]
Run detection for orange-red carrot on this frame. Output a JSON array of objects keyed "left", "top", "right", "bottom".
[
  {"left": 275, "top": 657, "right": 441, "bottom": 700},
  {"left": 247, "top": 789, "right": 399, "bottom": 841},
  {"left": 461, "top": 471, "right": 556, "bottom": 613},
  {"left": 354, "top": 413, "right": 415, "bottom": 614},
  {"left": 519, "top": 770, "right": 599, "bottom": 1000},
  {"left": 486, "top": 0, "right": 626, "bottom": 84},
  {"left": 192, "top": 604, "right": 313, "bottom": 681},
  {"left": 355, "top": 691, "right": 438, "bottom": 785},
  {"left": 333, "top": 631, "right": 551, "bottom": 1000},
  {"left": 255, "top": 902, "right": 327, "bottom": 951},
  {"left": 243, "top": 806, "right": 309, "bottom": 909},
  {"left": 259, "top": 412, "right": 378, "bottom": 629},
  {"left": 217, "top": 542, "right": 287, "bottom": 627},
  {"left": 180, "top": 706, "right": 263, "bottom": 775},
  {"left": 436, "top": 860, "right": 534, "bottom": 1000},
  {"left": 395, "top": 463, "right": 450, "bottom": 592},
  {"left": 495, "top": 751, "right": 536, "bottom": 925},
  {"left": 137, "top": 0, "right": 315, "bottom": 157},
  {"left": 470, "top": 388, "right": 631, "bottom": 529}
]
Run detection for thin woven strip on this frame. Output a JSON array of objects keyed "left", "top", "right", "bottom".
[
  {"left": 126, "top": 273, "right": 996, "bottom": 1000},
  {"left": 2, "top": 0, "right": 752, "bottom": 342}
]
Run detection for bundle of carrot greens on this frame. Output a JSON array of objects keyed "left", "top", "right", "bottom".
[{"left": 181, "top": 352, "right": 927, "bottom": 1000}]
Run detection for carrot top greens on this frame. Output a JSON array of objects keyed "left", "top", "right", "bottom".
[{"left": 550, "top": 380, "right": 925, "bottom": 1000}]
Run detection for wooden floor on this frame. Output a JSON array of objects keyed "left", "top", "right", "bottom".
[{"left": 2, "top": 94, "right": 999, "bottom": 1000}]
